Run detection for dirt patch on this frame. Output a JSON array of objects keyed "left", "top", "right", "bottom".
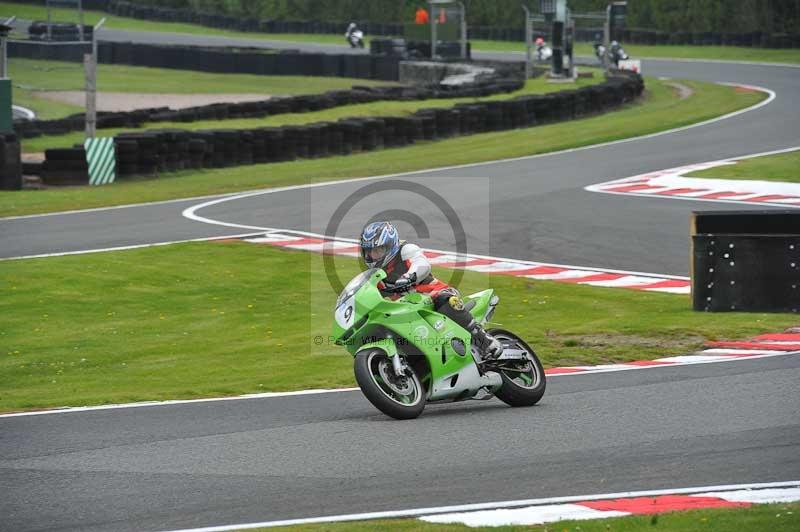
[
  {"left": 664, "top": 81, "right": 694, "bottom": 100},
  {"left": 31, "top": 91, "right": 275, "bottom": 112}
]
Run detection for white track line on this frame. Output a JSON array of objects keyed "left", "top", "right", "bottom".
[
  {"left": 3, "top": 349, "right": 796, "bottom": 419},
  {"left": 3, "top": 82, "right": 776, "bottom": 224},
  {"left": 155, "top": 481, "right": 800, "bottom": 532},
  {"left": 0, "top": 232, "right": 266, "bottom": 262}
]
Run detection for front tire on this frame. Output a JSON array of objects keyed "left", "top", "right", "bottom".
[
  {"left": 489, "top": 329, "right": 546, "bottom": 407},
  {"left": 354, "top": 349, "right": 426, "bottom": 420}
]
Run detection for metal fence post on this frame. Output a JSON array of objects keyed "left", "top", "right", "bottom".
[
  {"left": 85, "top": 17, "right": 105, "bottom": 139},
  {"left": 522, "top": 4, "right": 532, "bottom": 79}
]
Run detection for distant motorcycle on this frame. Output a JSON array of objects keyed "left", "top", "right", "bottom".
[
  {"left": 594, "top": 40, "right": 629, "bottom": 66},
  {"left": 345, "top": 23, "right": 365, "bottom": 49},
  {"left": 534, "top": 37, "right": 552, "bottom": 62}
]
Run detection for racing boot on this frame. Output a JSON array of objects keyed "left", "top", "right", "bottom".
[{"left": 470, "top": 321, "right": 503, "bottom": 359}]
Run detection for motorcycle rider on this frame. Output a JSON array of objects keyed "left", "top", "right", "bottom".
[
  {"left": 345, "top": 22, "right": 362, "bottom": 48},
  {"left": 535, "top": 37, "right": 547, "bottom": 60},
  {"left": 360, "top": 221, "right": 503, "bottom": 358}
]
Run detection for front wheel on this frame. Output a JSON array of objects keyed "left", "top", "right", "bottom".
[
  {"left": 489, "top": 329, "right": 546, "bottom": 407},
  {"left": 354, "top": 349, "right": 426, "bottom": 419}
]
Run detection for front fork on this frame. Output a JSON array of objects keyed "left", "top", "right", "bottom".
[{"left": 391, "top": 353, "right": 407, "bottom": 377}]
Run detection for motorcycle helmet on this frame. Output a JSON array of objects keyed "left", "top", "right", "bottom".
[
  {"left": 535, "top": 37, "right": 545, "bottom": 46},
  {"left": 360, "top": 221, "right": 401, "bottom": 269}
]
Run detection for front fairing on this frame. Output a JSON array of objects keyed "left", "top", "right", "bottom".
[{"left": 332, "top": 269, "right": 386, "bottom": 343}]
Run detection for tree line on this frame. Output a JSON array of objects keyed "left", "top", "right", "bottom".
[{"left": 137, "top": 0, "right": 800, "bottom": 34}]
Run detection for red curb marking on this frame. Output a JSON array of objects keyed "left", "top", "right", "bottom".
[
  {"left": 754, "top": 333, "right": 800, "bottom": 341},
  {"left": 605, "top": 184, "right": 665, "bottom": 193},
  {"left": 558, "top": 273, "right": 624, "bottom": 284},
  {"left": 695, "top": 191, "right": 748, "bottom": 199},
  {"left": 544, "top": 367, "right": 585, "bottom": 375},
  {"left": 707, "top": 341, "right": 800, "bottom": 351},
  {"left": 507, "top": 266, "right": 570, "bottom": 276},
  {"left": 654, "top": 188, "right": 708, "bottom": 196},
  {"left": 434, "top": 258, "right": 498, "bottom": 268},
  {"left": 743, "top": 194, "right": 799, "bottom": 203},
  {"left": 633, "top": 279, "right": 691, "bottom": 290},
  {"left": 581, "top": 495, "right": 749, "bottom": 515},
  {"left": 322, "top": 245, "right": 361, "bottom": 255},
  {"left": 270, "top": 237, "right": 325, "bottom": 247}
]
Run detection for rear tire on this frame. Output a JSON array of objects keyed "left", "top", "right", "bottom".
[
  {"left": 489, "top": 329, "right": 546, "bottom": 407},
  {"left": 354, "top": 349, "right": 426, "bottom": 420}
]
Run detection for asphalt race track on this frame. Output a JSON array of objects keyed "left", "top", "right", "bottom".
[
  {"left": 2, "top": 29, "right": 799, "bottom": 532},
  {"left": 3, "top": 356, "right": 799, "bottom": 532}
]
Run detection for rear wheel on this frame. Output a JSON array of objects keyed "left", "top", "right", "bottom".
[
  {"left": 488, "top": 329, "right": 546, "bottom": 407},
  {"left": 354, "top": 349, "right": 426, "bottom": 420}
]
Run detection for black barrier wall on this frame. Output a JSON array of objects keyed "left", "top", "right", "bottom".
[
  {"left": 0, "top": 133, "right": 23, "bottom": 190},
  {"left": 692, "top": 210, "right": 800, "bottom": 313},
  {"left": 8, "top": 41, "right": 403, "bottom": 82}
]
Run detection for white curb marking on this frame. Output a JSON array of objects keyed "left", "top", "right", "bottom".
[{"left": 586, "top": 146, "right": 800, "bottom": 208}]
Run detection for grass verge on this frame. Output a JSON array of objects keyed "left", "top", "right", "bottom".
[
  {"left": 1, "top": 79, "right": 765, "bottom": 217},
  {"left": 264, "top": 501, "right": 800, "bottom": 531},
  {"left": 688, "top": 148, "right": 800, "bottom": 183},
  {"left": 1, "top": 242, "right": 795, "bottom": 412},
  {"left": 2, "top": 1, "right": 799, "bottom": 64},
  {"left": 19, "top": 65, "right": 602, "bottom": 152},
  {"left": 9, "top": 57, "right": 390, "bottom": 121}
]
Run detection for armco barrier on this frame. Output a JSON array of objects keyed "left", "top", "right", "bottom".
[
  {"left": 98, "top": 74, "right": 642, "bottom": 180},
  {"left": 691, "top": 210, "right": 800, "bottom": 313}
]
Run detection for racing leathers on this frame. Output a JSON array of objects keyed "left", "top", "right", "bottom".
[{"left": 379, "top": 242, "right": 503, "bottom": 358}]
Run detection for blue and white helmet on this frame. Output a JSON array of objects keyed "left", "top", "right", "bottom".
[{"left": 360, "top": 221, "right": 400, "bottom": 268}]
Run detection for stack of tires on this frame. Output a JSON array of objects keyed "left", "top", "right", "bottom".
[
  {"left": 370, "top": 39, "right": 408, "bottom": 58},
  {"left": 90, "top": 74, "right": 643, "bottom": 181},
  {"left": 28, "top": 22, "right": 93, "bottom": 42},
  {"left": 41, "top": 148, "right": 88, "bottom": 185},
  {"left": 0, "top": 133, "right": 22, "bottom": 190}
]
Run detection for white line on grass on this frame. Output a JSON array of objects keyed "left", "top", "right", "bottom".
[{"left": 155, "top": 481, "right": 800, "bottom": 532}]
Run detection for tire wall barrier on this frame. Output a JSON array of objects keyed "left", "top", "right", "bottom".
[
  {"left": 103, "top": 73, "right": 643, "bottom": 181},
  {"left": 0, "top": 133, "right": 23, "bottom": 190},
  {"left": 691, "top": 210, "right": 800, "bottom": 313},
  {"left": 11, "top": 41, "right": 527, "bottom": 139},
  {"left": 41, "top": 147, "right": 89, "bottom": 186}
]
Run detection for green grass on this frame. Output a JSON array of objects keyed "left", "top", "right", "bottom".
[
  {"left": 19, "top": 65, "right": 603, "bottom": 152},
  {"left": 2, "top": 1, "right": 799, "bottom": 64},
  {"left": 262, "top": 502, "right": 800, "bottom": 531},
  {"left": 688, "top": 149, "right": 800, "bottom": 183},
  {"left": 0, "top": 80, "right": 764, "bottom": 217},
  {"left": 1, "top": 242, "right": 795, "bottom": 412},
  {"left": 9, "top": 57, "right": 390, "bottom": 122}
]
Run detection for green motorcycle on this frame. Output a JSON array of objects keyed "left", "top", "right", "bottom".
[{"left": 332, "top": 268, "right": 546, "bottom": 419}]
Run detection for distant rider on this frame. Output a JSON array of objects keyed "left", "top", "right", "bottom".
[
  {"left": 345, "top": 22, "right": 360, "bottom": 46},
  {"left": 360, "top": 221, "right": 503, "bottom": 358}
]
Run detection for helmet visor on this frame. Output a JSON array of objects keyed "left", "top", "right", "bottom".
[{"left": 364, "top": 244, "right": 390, "bottom": 264}]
